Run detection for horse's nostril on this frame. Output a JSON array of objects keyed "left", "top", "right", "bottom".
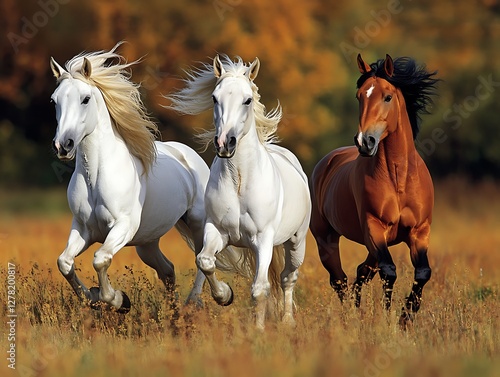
[
  {"left": 367, "top": 136, "right": 376, "bottom": 148},
  {"left": 67, "top": 139, "right": 74, "bottom": 149},
  {"left": 52, "top": 140, "right": 58, "bottom": 152},
  {"left": 228, "top": 136, "right": 236, "bottom": 148}
]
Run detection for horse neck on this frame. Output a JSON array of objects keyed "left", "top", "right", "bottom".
[
  {"left": 76, "top": 99, "right": 130, "bottom": 186},
  {"left": 219, "top": 119, "right": 267, "bottom": 182},
  {"left": 371, "top": 104, "right": 418, "bottom": 192}
]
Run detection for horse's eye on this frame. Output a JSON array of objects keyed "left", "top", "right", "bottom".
[
  {"left": 243, "top": 98, "right": 252, "bottom": 106},
  {"left": 384, "top": 95, "right": 392, "bottom": 102},
  {"left": 212, "top": 95, "right": 217, "bottom": 104},
  {"left": 82, "top": 96, "right": 91, "bottom": 105}
]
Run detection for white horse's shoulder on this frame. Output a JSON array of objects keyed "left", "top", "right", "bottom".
[{"left": 266, "top": 144, "right": 308, "bottom": 184}]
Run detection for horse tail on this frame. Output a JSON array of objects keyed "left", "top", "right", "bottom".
[
  {"left": 215, "top": 245, "right": 286, "bottom": 319},
  {"left": 174, "top": 221, "right": 196, "bottom": 252}
]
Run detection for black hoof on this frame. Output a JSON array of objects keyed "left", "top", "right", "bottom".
[
  {"left": 88, "top": 287, "right": 131, "bottom": 314},
  {"left": 222, "top": 285, "right": 234, "bottom": 306},
  {"left": 116, "top": 291, "right": 131, "bottom": 314},
  {"left": 399, "top": 308, "right": 414, "bottom": 330}
]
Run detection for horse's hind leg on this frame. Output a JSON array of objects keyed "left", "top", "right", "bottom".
[
  {"left": 136, "top": 240, "right": 175, "bottom": 290},
  {"left": 176, "top": 209, "right": 208, "bottom": 307},
  {"left": 310, "top": 222, "right": 347, "bottom": 302},
  {"left": 401, "top": 224, "right": 432, "bottom": 325},
  {"left": 281, "top": 233, "right": 306, "bottom": 326}
]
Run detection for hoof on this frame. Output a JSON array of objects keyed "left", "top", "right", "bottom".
[
  {"left": 88, "top": 287, "right": 131, "bottom": 314},
  {"left": 185, "top": 295, "right": 204, "bottom": 309},
  {"left": 116, "top": 291, "right": 131, "bottom": 314},
  {"left": 399, "top": 308, "right": 414, "bottom": 329},
  {"left": 216, "top": 284, "right": 234, "bottom": 307},
  {"left": 222, "top": 285, "right": 234, "bottom": 306},
  {"left": 282, "top": 313, "right": 296, "bottom": 328}
]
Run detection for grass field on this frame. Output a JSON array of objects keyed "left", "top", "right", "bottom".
[{"left": 1, "top": 178, "right": 499, "bottom": 377}]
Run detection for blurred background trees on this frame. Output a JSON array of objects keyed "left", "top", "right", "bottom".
[{"left": 1, "top": 0, "right": 499, "bottom": 187}]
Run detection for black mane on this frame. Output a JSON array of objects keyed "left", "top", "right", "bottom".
[{"left": 356, "top": 57, "right": 439, "bottom": 139}]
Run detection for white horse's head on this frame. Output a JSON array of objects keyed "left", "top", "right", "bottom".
[
  {"left": 50, "top": 57, "right": 101, "bottom": 160},
  {"left": 211, "top": 55, "right": 260, "bottom": 158}
]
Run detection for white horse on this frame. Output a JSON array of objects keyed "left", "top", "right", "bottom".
[
  {"left": 168, "top": 55, "right": 312, "bottom": 329},
  {"left": 50, "top": 44, "right": 213, "bottom": 312}
]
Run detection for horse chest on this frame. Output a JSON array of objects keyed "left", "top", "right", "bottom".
[
  {"left": 206, "top": 178, "right": 274, "bottom": 246},
  {"left": 69, "top": 174, "right": 134, "bottom": 242}
]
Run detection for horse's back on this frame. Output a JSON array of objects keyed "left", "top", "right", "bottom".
[
  {"left": 156, "top": 141, "right": 210, "bottom": 182},
  {"left": 133, "top": 141, "right": 209, "bottom": 243}
]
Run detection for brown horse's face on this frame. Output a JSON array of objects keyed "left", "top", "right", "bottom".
[{"left": 354, "top": 77, "right": 399, "bottom": 157}]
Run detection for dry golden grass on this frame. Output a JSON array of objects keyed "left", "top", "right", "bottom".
[{"left": 0, "top": 178, "right": 499, "bottom": 377}]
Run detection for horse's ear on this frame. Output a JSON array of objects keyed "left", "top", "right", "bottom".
[
  {"left": 50, "top": 57, "right": 65, "bottom": 79},
  {"left": 82, "top": 57, "right": 92, "bottom": 78},
  {"left": 213, "top": 55, "right": 225, "bottom": 78},
  {"left": 384, "top": 54, "right": 394, "bottom": 77},
  {"left": 357, "top": 54, "right": 371, "bottom": 74},
  {"left": 246, "top": 57, "right": 260, "bottom": 81}
]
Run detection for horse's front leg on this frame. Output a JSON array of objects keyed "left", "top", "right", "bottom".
[
  {"left": 92, "top": 220, "right": 136, "bottom": 313},
  {"left": 251, "top": 232, "right": 274, "bottom": 330},
  {"left": 196, "top": 222, "right": 233, "bottom": 306},
  {"left": 57, "top": 223, "right": 96, "bottom": 303},
  {"left": 281, "top": 233, "right": 306, "bottom": 327},
  {"left": 401, "top": 222, "right": 432, "bottom": 325},
  {"left": 365, "top": 217, "right": 397, "bottom": 310}
]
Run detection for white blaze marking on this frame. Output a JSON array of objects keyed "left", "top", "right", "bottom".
[
  {"left": 357, "top": 132, "right": 363, "bottom": 146},
  {"left": 366, "top": 84, "right": 375, "bottom": 98}
]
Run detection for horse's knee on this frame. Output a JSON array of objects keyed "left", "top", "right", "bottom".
[
  {"left": 196, "top": 253, "right": 216, "bottom": 274},
  {"left": 57, "top": 254, "right": 74, "bottom": 276},
  {"left": 93, "top": 252, "right": 112, "bottom": 271}
]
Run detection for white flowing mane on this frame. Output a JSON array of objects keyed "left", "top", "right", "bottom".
[
  {"left": 59, "top": 43, "right": 158, "bottom": 174},
  {"left": 167, "top": 55, "right": 282, "bottom": 148}
]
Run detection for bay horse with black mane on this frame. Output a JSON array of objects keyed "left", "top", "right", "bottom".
[{"left": 310, "top": 54, "right": 438, "bottom": 324}]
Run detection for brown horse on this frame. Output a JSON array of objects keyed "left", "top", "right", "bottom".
[{"left": 310, "top": 54, "right": 439, "bottom": 324}]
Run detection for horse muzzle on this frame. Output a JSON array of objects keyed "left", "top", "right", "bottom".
[
  {"left": 53, "top": 139, "right": 76, "bottom": 160},
  {"left": 214, "top": 135, "right": 237, "bottom": 158},
  {"left": 354, "top": 132, "right": 379, "bottom": 157}
]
